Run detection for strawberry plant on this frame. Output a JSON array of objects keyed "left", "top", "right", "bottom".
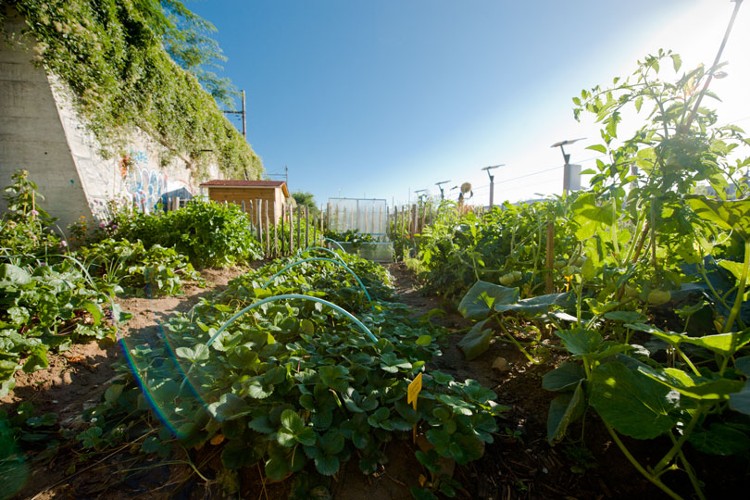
[
  {"left": 80, "top": 238, "right": 203, "bottom": 297},
  {"left": 1, "top": 172, "right": 122, "bottom": 396},
  {"left": 107, "top": 251, "right": 505, "bottom": 494},
  {"left": 0, "top": 258, "right": 118, "bottom": 396}
]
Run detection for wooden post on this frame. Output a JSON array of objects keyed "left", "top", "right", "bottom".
[
  {"left": 289, "top": 204, "right": 295, "bottom": 254},
  {"left": 273, "top": 202, "right": 279, "bottom": 257},
  {"left": 313, "top": 210, "right": 318, "bottom": 244},
  {"left": 304, "top": 206, "right": 309, "bottom": 248},
  {"left": 256, "top": 199, "right": 263, "bottom": 246},
  {"left": 265, "top": 201, "right": 271, "bottom": 256},
  {"left": 280, "top": 205, "right": 286, "bottom": 255},
  {"left": 296, "top": 205, "right": 302, "bottom": 250}
]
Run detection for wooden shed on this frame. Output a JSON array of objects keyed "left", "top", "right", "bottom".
[{"left": 199, "top": 179, "right": 290, "bottom": 223}]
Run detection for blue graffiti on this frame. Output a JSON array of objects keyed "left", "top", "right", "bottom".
[{"left": 123, "top": 150, "right": 168, "bottom": 213}]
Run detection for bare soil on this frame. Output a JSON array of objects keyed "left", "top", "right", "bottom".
[{"left": 2, "top": 262, "right": 748, "bottom": 499}]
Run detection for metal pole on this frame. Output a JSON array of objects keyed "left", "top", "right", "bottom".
[
  {"left": 561, "top": 145, "right": 571, "bottom": 196},
  {"left": 482, "top": 165, "right": 503, "bottom": 209},
  {"left": 489, "top": 174, "right": 495, "bottom": 208},
  {"left": 241, "top": 90, "right": 247, "bottom": 138}
]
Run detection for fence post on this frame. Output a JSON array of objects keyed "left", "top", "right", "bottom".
[
  {"left": 265, "top": 201, "right": 271, "bottom": 257},
  {"left": 273, "top": 201, "right": 279, "bottom": 257},
  {"left": 304, "top": 206, "right": 309, "bottom": 248},
  {"left": 289, "top": 204, "right": 295, "bottom": 254},
  {"left": 256, "top": 199, "right": 263, "bottom": 246}
]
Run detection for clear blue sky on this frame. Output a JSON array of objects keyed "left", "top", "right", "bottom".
[{"left": 187, "top": 0, "right": 750, "bottom": 207}]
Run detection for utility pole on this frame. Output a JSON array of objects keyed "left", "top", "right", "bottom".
[
  {"left": 481, "top": 164, "right": 504, "bottom": 208},
  {"left": 223, "top": 90, "right": 247, "bottom": 138}
]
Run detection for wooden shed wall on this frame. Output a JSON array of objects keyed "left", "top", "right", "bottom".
[{"left": 206, "top": 187, "right": 283, "bottom": 222}]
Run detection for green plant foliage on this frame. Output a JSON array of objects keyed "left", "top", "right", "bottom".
[
  {"left": 410, "top": 200, "right": 579, "bottom": 300},
  {"left": 104, "top": 251, "right": 505, "bottom": 489},
  {"left": 111, "top": 199, "right": 263, "bottom": 268},
  {"left": 0, "top": 172, "right": 123, "bottom": 395},
  {"left": 292, "top": 192, "right": 321, "bottom": 217},
  {"left": 0, "top": 170, "right": 63, "bottom": 257},
  {"left": 80, "top": 237, "right": 203, "bottom": 296},
  {"left": 3, "top": 0, "right": 262, "bottom": 179},
  {"left": 398, "top": 50, "right": 750, "bottom": 498},
  {"left": 0, "top": 259, "right": 117, "bottom": 395}
]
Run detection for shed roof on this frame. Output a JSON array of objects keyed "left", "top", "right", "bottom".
[{"left": 199, "top": 179, "right": 289, "bottom": 197}]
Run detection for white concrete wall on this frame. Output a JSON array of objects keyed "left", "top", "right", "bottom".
[
  {"left": 49, "top": 78, "right": 202, "bottom": 221},
  {"left": 1, "top": 7, "right": 218, "bottom": 232},
  {"left": 0, "top": 7, "right": 90, "bottom": 232}
]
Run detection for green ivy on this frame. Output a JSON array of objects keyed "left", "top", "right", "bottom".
[{"left": 1, "top": 0, "right": 262, "bottom": 180}]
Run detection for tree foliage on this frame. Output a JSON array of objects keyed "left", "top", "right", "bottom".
[{"left": 292, "top": 191, "right": 320, "bottom": 216}]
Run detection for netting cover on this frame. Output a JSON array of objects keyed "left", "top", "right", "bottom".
[{"left": 326, "top": 198, "right": 388, "bottom": 237}]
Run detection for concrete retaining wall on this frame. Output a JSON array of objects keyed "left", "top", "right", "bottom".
[{"left": 0, "top": 7, "right": 217, "bottom": 231}]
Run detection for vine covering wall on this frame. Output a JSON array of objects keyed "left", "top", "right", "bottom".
[{"left": 0, "top": 0, "right": 262, "bottom": 181}]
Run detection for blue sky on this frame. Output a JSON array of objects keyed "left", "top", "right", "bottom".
[{"left": 187, "top": 0, "right": 750, "bottom": 207}]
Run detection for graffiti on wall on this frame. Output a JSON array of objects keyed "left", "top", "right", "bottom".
[{"left": 119, "top": 150, "right": 168, "bottom": 213}]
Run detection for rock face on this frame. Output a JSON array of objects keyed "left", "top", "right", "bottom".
[{"left": 0, "top": 6, "right": 213, "bottom": 229}]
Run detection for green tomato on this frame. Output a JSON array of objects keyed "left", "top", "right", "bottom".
[
  {"left": 647, "top": 289, "right": 671, "bottom": 306},
  {"left": 499, "top": 271, "right": 522, "bottom": 286}
]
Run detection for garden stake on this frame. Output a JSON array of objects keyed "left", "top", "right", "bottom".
[{"left": 408, "top": 372, "right": 423, "bottom": 442}]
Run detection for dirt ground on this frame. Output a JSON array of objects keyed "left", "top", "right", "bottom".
[{"left": 2, "top": 263, "right": 748, "bottom": 499}]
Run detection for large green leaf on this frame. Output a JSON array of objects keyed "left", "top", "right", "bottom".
[
  {"left": 729, "top": 380, "right": 750, "bottom": 415},
  {"left": 571, "top": 193, "right": 616, "bottom": 240},
  {"left": 590, "top": 361, "right": 678, "bottom": 439},
  {"left": 175, "top": 343, "right": 209, "bottom": 362},
  {"left": 207, "top": 393, "right": 251, "bottom": 421},
  {"left": 718, "top": 259, "right": 747, "bottom": 282},
  {"left": 680, "top": 330, "right": 750, "bottom": 356},
  {"left": 547, "top": 381, "right": 586, "bottom": 445},
  {"left": 0, "top": 264, "right": 32, "bottom": 287},
  {"left": 639, "top": 366, "right": 743, "bottom": 401},
  {"left": 458, "top": 281, "right": 518, "bottom": 320},
  {"left": 556, "top": 328, "right": 603, "bottom": 357},
  {"left": 457, "top": 319, "right": 494, "bottom": 360},
  {"left": 688, "top": 422, "right": 750, "bottom": 456},
  {"left": 494, "top": 292, "right": 573, "bottom": 316},
  {"left": 542, "top": 361, "right": 585, "bottom": 392},
  {"left": 627, "top": 324, "right": 750, "bottom": 356},
  {"left": 686, "top": 195, "right": 750, "bottom": 240},
  {"left": 314, "top": 454, "right": 340, "bottom": 476}
]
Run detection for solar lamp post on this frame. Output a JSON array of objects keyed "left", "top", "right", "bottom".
[
  {"left": 435, "top": 180, "right": 451, "bottom": 200},
  {"left": 551, "top": 138, "right": 585, "bottom": 195},
  {"left": 481, "top": 164, "right": 504, "bottom": 209}
]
